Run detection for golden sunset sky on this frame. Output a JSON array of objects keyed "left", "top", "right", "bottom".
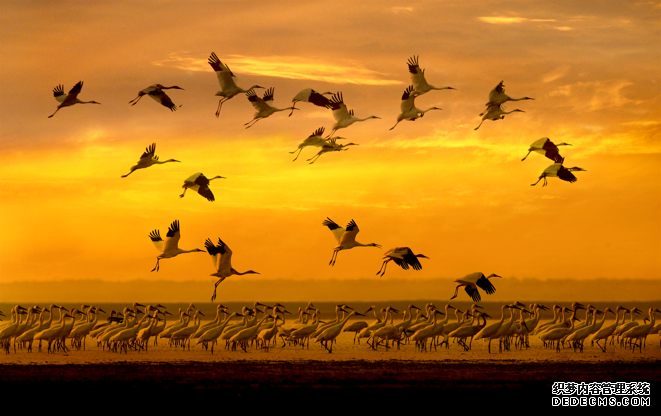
[{"left": 1, "top": 1, "right": 659, "bottom": 302}]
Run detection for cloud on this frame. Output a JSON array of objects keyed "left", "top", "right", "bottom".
[
  {"left": 389, "top": 6, "right": 413, "bottom": 14},
  {"left": 554, "top": 26, "right": 574, "bottom": 31},
  {"left": 154, "top": 53, "right": 403, "bottom": 86},
  {"left": 542, "top": 65, "right": 571, "bottom": 83},
  {"left": 549, "top": 80, "right": 634, "bottom": 111},
  {"left": 478, "top": 16, "right": 528, "bottom": 24}
]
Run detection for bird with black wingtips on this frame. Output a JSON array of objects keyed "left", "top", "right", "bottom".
[
  {"left": 481, "top": 80, "right": 533, "bottom": 114},
  {"left": 521, "top": 137, "right": 571, "bottom": 163},
  {"left": 406, "top": 55, "right": 455, "bottom": 96},
  {"left": 376, "top": 247, "right": 429, "bottom": 276},
  {"left": 474, "top": 104, "right": 525, "bottom": 130},
  {"left": 290, "top": 127, "right": 345, "bottom": 161},
  {"left": 244, "top": 87, "right": 298, "bottom": 128},
  {"left": 450, "top": 272, "right": 501, "bottom": 302},
  {"left": 306, "top": 137, "right": 358, "bottom": 164},
  {"left": 208, "top": 52, "right": 265, "bottom": 117},
  {"left": 531, "top": 163, "right": 586, "bottom": 187},
  {"left": 289, "top": 88, "right": 333, "bottom": 116},
  {"left": 180, "top": 173, "right": 226, "bottom": 201},
  {"left": 121, "top": 143, "right": 180, "bottom": 178},
  {"left": 205, "top": 238, "right": 260, "bottom": 302},
  {"left": 149, "top": 220, "right": 204, "bottom": 272},
  {"left": 390, "top": 85, "right": 442, "bottom": 130},
  {"left": 48, "top": 81, "right": 100, "bottom": 118},
  {"left": 322, "top": 218, "right": 381, "bottom": 266},
  {"left": 129, "top": 84, "right": 183, "bottom": 111},
  {"left": 324, "top": 92, "right": 380, "bottom": 138}
]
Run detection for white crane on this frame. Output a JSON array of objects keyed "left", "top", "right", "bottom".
[
  {"left": 121, "top": 143, "right": 180, "bottom": 178},
  {"left": 621, "top": 308, "right": 660, "bottom": 352},
  {"left": 289, "top": 127, "right": 345, "bottom": 162},
  {"left": 406, "top": 55, "right": 455, "bottom": 96},
  {"left": 306, "top": 137, "right": 358, "bottom": 164},
  {"left": 244, "top": 87, "right": 298, "bottom": 128},
  {"left": 474, "top": 104, "right": 524, "bottom": 130},
  {"left": 482, "top": 80, "right": 533, "bottom": 113},
  {"left": 208, "top": 52, "right": 264, "bottom": 117},
  {"left": 521, "top": 137, "right": 571, "bottom": 164},
  {"left": 196, "top": 312, "right": 243, "bottom": 354},
  {"left": 375, "top": 247, "right": 429, "bottom": 277},
  {"left": 149, "top": 220, "right": 204, "bottom": 272},
  {"left": 450, "top": 272, "right": 501, "bottom": 302},
  {"left": 531, "top": 163, "right": 586, "bottom": 187},
  {"left": 205, "top": 238, "right": 260, "bottom": 302},
  {"left": 322, "top": 218, "right": 381, "bottom": 266},
  {"left": 315, "top": 310, "right": 365, "bottom": 353},
  {"left": 171, "top": 310, "right": 205, "bottom": 350},
  {"left": 389, "top": 85, "right": 442, "bottom": 130},
  {"left": 180, "top": 173, "right": 226, "bottom": 201},
  {"left": 289, "top": 88, "right": 333, "bottom": 116},
  {"left": 324, "top": 92, "right": 380, "bottom": 138},
  {"left": 540, "top": 309, "right": 581, "bottom": 352},
  {"left": 128, "top": 84, "right": 183, "bottom": 111},
  {"left": 590, "top": 306, "right": 629, "bottom": 352},
  {"left": 475, "top": 304, "right": 518, "bottom": 353},
  {"left": 48, "top": 81, "right": 100, "bottom": 118},
  {"left": 449, "top": 312, "right": 492, "bottom": 351}
]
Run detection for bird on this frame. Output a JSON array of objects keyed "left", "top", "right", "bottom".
[
  {"left": 48, "top": 81, "right": 100, "bottom": 118},
  {"left": 322, "top": 218, "right": 381, "bottom": 266},
  {"left": 208, "top": 52, "right": 265, "bottom": 117},
  {"left": 481, "top": 80, "right": 533, "bottom": 113},
  {"left": 531, "top": 163, "right": 586, "bottom": 187},
  {"left": 324, "top": 92, "right": 380, "bottom": 138},
  {"left": 149, "top": 220, "right": 204, "bottom": 272},
  {"left": 450, "top": 272, "right": 501, "bottom": 302},
  {"left": 289, "top": 127, "right": 343, "bottom": 161},
  {"left": 375, "top": 247, "right": 429, "bottom": 276},
  {"left": 474, "top": 104, "right": 524, "bottom": 130},
  {"left": 289, "top": 88, "right": 333, "bottom": 116},
  {"left": 406, "top": 56, "right": 455, "bottom": 96},
  {"left": 128, "top": 84, "right": 183, "bottom": 111},
  {"left": 521, "top": 137, "right": 571, "bottom": 163},
  {"left": 244, "top": 87, "right": 298, "bottom": 128},
  {"left": 205, "top": 238, "right": 260, "bottom": 302},
  {"left": 121, "top": 143, "right": 180, "bottom": 178},
  {"left": 390, "top": 85, "right": 442, "bottom": 130},
  {"left": 180, "top": 172, "right": 226, "bottom": 201},
  {"left": 306, "top": 138, "right": 358, "bottom": 164}
]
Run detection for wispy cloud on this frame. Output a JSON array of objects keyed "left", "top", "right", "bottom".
[
  {"left": 478, "top": 16, "right": 527, "bottom": 24},
  {"left": 549, "top": 80, "right": 634, "bottom": 111},
  {"left": 154, "top": 53, "right": 403, "bottom": 86},
  {"left": 389, "top": 6, "right": 413, "bottom": 14},
  {"left": 542, "top": 65, "right": 571, "bottom": 83}
]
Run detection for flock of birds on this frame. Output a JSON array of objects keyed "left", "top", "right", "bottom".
[
  {"left": 1, "top": 302, "right": 659, "bottom": 355},
  {"left": 42, "top": 53, "right": 592, "bottom": 312}
]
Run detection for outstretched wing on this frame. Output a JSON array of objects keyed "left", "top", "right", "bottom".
[
  {"left": 308, "top": 127, "right": 325, "bottom": 138},
  {"left": 141, "top": 143, "right": 156, "bottom": 160},
  {"left": 464, "top": 285, "right": 482, "bottom": 302},
  {"left": 340, "top": 219, "right": 359, "bottom": 244},
  {"left": 163, "top": 220, "right": 181, "bottom": 252},
  {"left": 205, "top": 238, "right": 226, "bottom": 271},
  {"left": 475, "top": 275, "right": 496, "bottom": 295},
  {"left": 407, "top": 56, "right": 427, "bottom": 92},
  {"left": 68, "top": 81, "right": 84, "bottom": 99},
  {"left": 307, "top": 89, "right": 331, "bottom": 107},
  {"left": 322, "top": 217, "right": 345, "bottom": 243},
  {"left": 209, "top": 52, "right": 236, "bottom": 90},
  {"left": 247, "top": 89, "right": 270, "bottom": 112},
  {"left": 53, "top": 85, "right": 66, "bottom": 103},
  {"left": 149, "top": 229, "right": 164, "bottom": 252},
  {"left": 400, "top": 85, "right": 417, "bottom": 113},
  {"left": 149, "top": 89, "right": 177, "bottom": 111},
  {"left": 402, "top": 249, "right": 423, "bottom": 271},
  {"left": 262, "top": 87, "right": 275, "bottom": 102}
]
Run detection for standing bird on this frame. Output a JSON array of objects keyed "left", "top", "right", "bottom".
[
  {"left": 289, "top": 88, "right": 333, "bottom": 116},
  {"left": 406, "top": 56, "right": 455, "bottom": 96},
  {"left": 322, "top": 218, "right": 381, "bottom": 266},
  {"left": 128, "top": 84, "right": 184, "bottom": 111},
  {"left": 244, "top": 87, "right": 298, "bottom": 128},
  {"left": 450, "top": 272, "right": 501, "bottom": 303},
  {"left": 375, "top": 247, "right": 429, "bottom": 277},
  {"left": 531, "top": 163, "right": 586, "bottom": 187},
  {"left": 390, "top": 85, "right": 442, "bottom": 130},
  {"left": 180, "top": 172, "right": 226, "bottom": 201},
  {"left": 149, "top": 220, "right": 204, "bottom": 272},
  {"left": 205, "top": 238, "right": 260, "bottom": 302},
  {"left": 482, "top": 80, "right": 533, "bottom": 113},
  {"left": 48, "top": 81, "right": 100, "bottom": 118},
  {"left": 474, "top": 104, "right": 524, "bottom": 130},
  {"left": 306, "top": 138, "right": 358, "bottom": 164},
  {"left": 324, "top": 92, "right": 380, "bottom": 138},
  {"left": 121, "top": 143, "right": 180, "bottom": 178},
  {"left": 208, "top": 52, "right": 265, "bottom": 117},
  {"left": 521, "top": 137, "right": 571, "bottom": 163}
]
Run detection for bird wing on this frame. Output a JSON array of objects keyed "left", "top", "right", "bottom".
[
  {"left": 196, "top": 184, "right": 215, "bottom": 201},
  {"left": 400, "top": 86, "right": 417, "bottom": 113},
  {"left": 464, "top": 285, "right": 482, "bottom": 302},
  {"left": 53, "top": 85, "right": 66, "bottom": 103},
  {"left": 262, "top": 87, "right": 275, "bottom": 102},
  {"left": 392, "top": 257, "right": 410, "bottom": 270},
  {"left": 402, "top": 249, "right": 423, "bottom": 271},
  {"left": 68, "top": 81, "right": 84, "bottom": 99},
  {"left": 322, "top": 218, "right": 345, "bottom": 243},
  {"left": 208, "top": 52, "right": 236, "bottom": 91},
  {"left": 326, "top": 92, "right": 351, "bottom": 122},
  {"left": 541, "top": 139, "right": 564, "bottom": 163},
  {"left": 557, "top": 167, "right": 578, "bottom": 183},
  {"left": 149, "top": 229, "right": 164, "bottom": 252},
  {"left": 407, "top": 56, "right": 428, "bottom": 92},
  {"left": 183, "top": 172, "right": 202, "bottom": 185},
  {"left": 487, "top": 81, "right": 505, "bottom": 104},
  {"left": 140, "top": 143, "right": 156, "bottom": 160},
  {"left": 205, "top": 238, "right": 226, "bottom": 271},
  {"left": 149, "top": 89, "right": 177, "bottom": 111},
  {"left": 247, "top": 89, "right": 270, "bottom": 112},
  {"left": 216, "top": 238, "right": 233, "bottom": 271},
  {"left": 339, "top": 219, "right": 359, "bottom": 244},
  {"left": 162, "top": 220, "right": 181, "bottom": 252},
  {"left": 308, "top": 127, "right": 325, "bottom": 138},
  {"left": 476, "top": 275, "right": 497, "bottom": 295},
  {"left": 307, "top": 90, "right": 331, "bottom": 107}
]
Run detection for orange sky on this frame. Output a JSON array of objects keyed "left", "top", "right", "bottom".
[{"left": 1, "top": 1, "right": 659, "bottom": 302}]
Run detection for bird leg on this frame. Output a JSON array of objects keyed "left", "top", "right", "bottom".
[
  {"left": 180, "top": 188, "right": 187, "bottom": 198},
  {"left": 521, "top": 151, "right": 533, "bottom": 161},
  {"left": 151, "top": 258, "right": 160, "bottom": 272},
  {"left": 376, "top": 260, "right": 389, "bottom": 276},
  {"left": 244, "top": 118, "right": 261, "bottom": 129},
  {"left": 121, "top": 169, "right": 135, "bottom": 178},
  {"left": 450, "top": 285, "right": 460, "bottom": 300},
  {"left": 307, "top": 152, "right": 323, "bottom": 164},
  {"left": 530, "top": 175, "right": 545, "bottom": 187},
  {"left": 474, "top": 119, "right": 485, "bottom": 130},
  {"left": 215, "top": 98, "right": 227, "bottom": 118},
  {"left": 329, "top": 249, "right": 339, "bottom": 266},
  {"left": 389, "top": 121, "right": 401, "bottom": 130},
  {"left": 128, "top": 94, "right": 144, "bottom": 105},
  {"left": 288, "top": 103, "right": 297, "bottom": 117},
  {"left": 290, "top": 147, "right": 304, "bottom": 161}
]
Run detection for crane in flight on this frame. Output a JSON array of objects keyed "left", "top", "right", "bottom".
[
  {"left": 180, "top": 173, "right": 226, "bottom": 201},
  {"left": 244, "top": 87, "right": 298, "bottom": 128},
  {"left": 322, "top": 218, "right": 381, "bottom": 266},
  {"left": 290, "top": 127, "right": 342, "bottom": 161},
  {"left": 390, "top": 85, "right": 442, "bottom": 130},
  {"left": 450, "top": 272, "right": 501, "bottom": 302},
  {"left": 375, "top": 247, "right": 429, "bottom": 276},
  {"left": 306, "top": 137, "right": 358, "bottom": 164},
  {"left": 324, "top": 92, "right": 380, "bottom": 138},
  {"left": 521, "top": 138, "right": 571, "bottom": 163},
  {"left": 531, "top": 163, "right": 586, "bottom": 187},
  {"left": 205, "top": 238, "right": 260, "bottom": 302},
  {"left": 475, "top": 104, "right": 524, "bottom": 130},
  {"left": 128, "top": 84, "right": 183, "bottom": 111},
  {"left": 406, "top": 55, "right": 455, "bottom": 96},
  {"left": 289, "top": 88, "right": 333, "bottom": 116},
  {"left": 48, "top": 81, "right": 100, "bottom": 118},
  {"left": 121, "top": 143, "right": 180, "bottom": 177},
  {"left": 481, "top": 80, "right": 533, "bottom": 114},
  {"left": 208, "top": 52, "right": 264, "bottom": 117},
  {"left": 149, "top": 220, "right": 204, "bottom": 272}
]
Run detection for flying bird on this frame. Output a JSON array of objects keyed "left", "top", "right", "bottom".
[
  {"left": 149, "top": 220, "right": 204, "bottom": 272},
  {"left": 375, "top": 247, "right": 429, "bottom": 276},
  {"left": 407, "top": 55, "right": 455, "bottom": 96},
  {"left": 180, "top": 173, "right": 226, "bottom": 201},
  {"left": 48, "top": 81, "right": 100, "bottom": 118},
  {"left": 121, "top": 143, "right": 180, "bottom": 178},
  {"left": 521, "top": 138, "right": 571, "bottom": 163},
  {"left": 390, "top": 85, "right": 442, "bottom": 130},
  {"left": 208, "top": 52, "right": 265, "bottom": 117},
  {"left": 205, "top": 238, "right": 260, "bottom": 302},
  {"left": 482, "top": 80, "right": 533, "bottom": 113},
  {"left": 474, "top": 104, "right": 524, "bottom": 130},
  {"left": 128, "top": 84, "right": 184, "bottom": 111},
  {"left": 289, "top": 127, "right": 343, "bottom": 161},
  {"left": 322, "top": 218, "right": 381, "bottom": 266},
  {"left": 244, "top": 87, "right": 298, "bottom": 128},
  {"left": 325, "top": 92, "right": 380, "bottom": 138},
  {"left": 450, "top": 272, "right": 501, "bottom": 302},
  {"left": 531, "top": 163, "right": 586, "bottom": 187},
  {"left": 289, "top": 88, "right": 333, "bottom": 116},
  {"left": 306, "top": 137, "right": 358, "bottom": 164}
]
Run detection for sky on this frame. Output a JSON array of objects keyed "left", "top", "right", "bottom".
[{"left": 1, "top": 1, "right": 659, "bottom": 302}]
